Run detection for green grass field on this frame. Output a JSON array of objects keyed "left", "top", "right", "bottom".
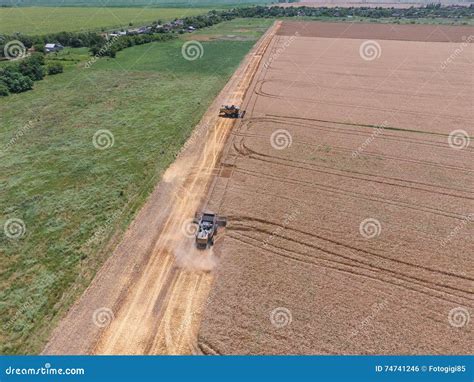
[
  {"left": 0, "top": 18, "right": 273, "bottom": 354},
  {"left": 0, "top": 7, "right": 214, "bottom": 35}
]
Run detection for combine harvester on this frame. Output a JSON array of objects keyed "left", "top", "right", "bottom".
[
  {"left": 219, "top": 105, "right": 245, "bottom": 119},
  {"left": 193, "top": 212, "right": 227, "bottom": 249}
]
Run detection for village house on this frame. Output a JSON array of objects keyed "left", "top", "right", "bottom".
[{"left": 44, "top": 43, "right": 64, "bottom": 53}]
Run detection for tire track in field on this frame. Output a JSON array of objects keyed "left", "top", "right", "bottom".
[
  {"left": 256, "top": 78, "right": 471, "bottom": 102},
  {"left": 226, "top": 230, "right": 473, "bottom": 307},
  {"left": 234, "top": 118, "right": 473, "bottom": 173},
  {"left": 267, "top": 115, "right": 473, "bottom": 142},
  {"left": 233, "top": 167, "right": 467, "bottom": 221},
  {"left": 233, "top": 131, "right": 473, "bottom": 175},
  {"left": 234, "top": 141, "right": 473, "bottom": 200},
  {"left": 242, "top": 116, "right": 472, "bottom": 153},
  {"left": 236, "top": 138, "right": 472, "bottom": 194},
  {"left": 227, "top": 232, "right": 471, "bottom": 309},
  {"left": 254, "top": 80, "right": 473, "bottom": 123},
  {"left": 240, "top": 116, "right": 473, "bottom": 161},
  {"left": 228, "top": 216, "right": 473, "bottom": 284},
  {"left": 221, "top": 184, "right": 452, "bottom": 244}
]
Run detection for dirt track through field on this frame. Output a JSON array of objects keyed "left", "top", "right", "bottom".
[{"left": 43, "top": 21, "right": 280, "bottom": 355}]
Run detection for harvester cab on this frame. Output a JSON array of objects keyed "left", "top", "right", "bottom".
[
  {"left": 193, "top": 211, "right": 227, "bottom": 249},
  {"left": 219, "top": 105, "right": 245, "bottom": 119}
]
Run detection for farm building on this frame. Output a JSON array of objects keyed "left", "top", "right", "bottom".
[{"left": 44, "top": 43, "right": 64, "bottom": 53}]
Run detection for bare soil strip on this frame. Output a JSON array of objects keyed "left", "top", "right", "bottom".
[
  {"left": 278, "top": 21, "right": 474, "bottom": 42},
  {"left": 43, "top": 21, "right": 280, "bottom": 355},
  {"left": 197, "top": 23, "right": 473, "bottom": 354}
]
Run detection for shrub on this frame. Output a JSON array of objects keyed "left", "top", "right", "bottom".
[
  {"left": 33, "top": 43, "right": 45, "bottom": 53},
  {"left": 70, "top": 37, "right": 83, "bottom": 47},
  {"left": 18, "top": 53, "right": 45, "bottom": 81},
  {"left": 0, "top": 81, "right": 9, "bottom": 97},
  {"left": 47, "top": 62, "right": 64, "bottom": 75},
  {"left": 1, "top": 70, "right": 34, "bottom": 93}
]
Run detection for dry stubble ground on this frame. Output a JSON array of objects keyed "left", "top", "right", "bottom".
[{"left": 198, "top": 21, "right": 473, "bottom": 354}]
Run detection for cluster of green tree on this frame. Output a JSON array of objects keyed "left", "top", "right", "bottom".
[
  {"left": 153, "top": 11, "right": 232, "bottom": 32},
  {"left": 0, "top": 53, "right": 63, "bottom": 96},
  {"left": 90, "top": 32, "right": 175, "bottom": 58},
  {"left": 0, "top": 31, "right": 104, "bottom": 59},
  {"left": 229, "top": 4, "right": 473, "bottom": 19},
  {"left": 39, "top": 31, "right": 104, "bottom": 49}
]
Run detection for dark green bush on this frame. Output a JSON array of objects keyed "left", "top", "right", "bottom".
[
  {"left": 0, "top": 81, "right": 9, "bottom": 97},
  {"left": 47, "top": 62, "right": 64, "bottom": 75},
  {"left": 18, "top": 53, "right": 45, "bottom": 81},
  {"left": 1, "top": 70, "right": 34, "bottom": 93}
]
